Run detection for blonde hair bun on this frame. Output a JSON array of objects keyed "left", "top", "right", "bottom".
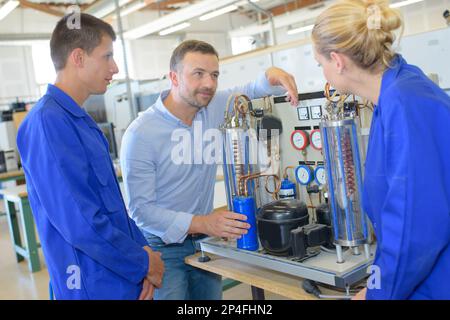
[
  {"left": 312, "top": 0, "right": 403, "bottom": 70},
  {"left": 364, "top": 0, "right": 402, "bottom": 32}
]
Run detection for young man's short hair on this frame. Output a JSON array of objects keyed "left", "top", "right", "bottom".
[
  {"left": 50, "top": 13, "right": 116, "bottom": 71},
  {"left": 170, "top": 40, "right": 219, "bottom": 72}
]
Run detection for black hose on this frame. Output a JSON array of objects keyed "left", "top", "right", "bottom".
[{"left": 302, "top": 279, "right": 322, "bottom": 298}]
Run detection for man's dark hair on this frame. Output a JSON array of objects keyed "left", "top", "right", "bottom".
[
  {"left": 170, "top": 40, "right": 219, "bottom": 72},
  {"left": 50, "top": 13, "right": 116, "bottom": 71}
]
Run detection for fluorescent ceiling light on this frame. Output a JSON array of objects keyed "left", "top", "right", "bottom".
[
  {"left": 199, "top": 4, "right": 238, "bottom": 21},
  {"left": 86, "top": 0, "right": 132, "bottom": 18},
  {"left": 287, "top": 24, "right": 314, "bottom": 35},
  {"left": 159, "top": 22, "right": 191, "bottom": 36},
  {"left": 0, "top": 0, "right": 19, "bottom": 21},
  {"left": 124, "top": 0, "right": 238, "bottom": 39},
  {"left": 236, "top": 0, "right": 260, "bottom": 5},
  {"left": 0, "top": 39, "right": 49, "bottom": 46},
  {"left": 390, "top": 0, "right": 424, "bottom": 9},
  {"left": 198, "top": 0, "right": 260, "bottom": 22}
]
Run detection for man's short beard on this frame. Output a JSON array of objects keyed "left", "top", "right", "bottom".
[{"left": 180, "top": 91, "right": 212, "bottom": 110}]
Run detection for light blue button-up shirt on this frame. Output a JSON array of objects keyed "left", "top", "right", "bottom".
[{"left": 120, "top": 73, "right": 285, "bottom": 244}]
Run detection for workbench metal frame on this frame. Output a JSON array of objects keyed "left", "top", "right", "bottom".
[
  {"left": 5, "top": 194, "right": 41, "bottom": 272},
  {"left": 200, "top": 237, "right": 374, "bottom": 290},
  {"left": 1, "top": 185, "right": 41, "bottom": 273}
]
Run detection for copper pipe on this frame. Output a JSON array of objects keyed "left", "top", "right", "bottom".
[
  {"left": 324, "top": 82, "right": 348, "bottom": 104},
  {"left": 324, "top": 82, "right": 339, "bottom": 103},
  {"left": 238, "top": 172, "right": 281, "bottom": 200},
  {"left": 238, "top": 172, "right": 262, "bottom": 197},
  {"left": 232, "top": 138, "right": 245, "bottom": 195},
  {"left": 233, "top": 94, "right": 251, "bottom": 116},
  {"left": 263, "top": 174, "right": 281, "bottom": 200},
  {"left": 225, "top": 94, "right": 252, "bottom": 127},
  {"left": 283, "top": 166, "right": 296, "bottom": 179}
]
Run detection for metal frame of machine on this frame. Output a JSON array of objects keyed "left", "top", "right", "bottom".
[{"left": 199, "top": 237, "right": 374, "bottom": 289}]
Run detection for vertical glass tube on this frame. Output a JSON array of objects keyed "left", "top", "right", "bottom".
[{"left": 320, "top": 118, "right": 369, "bottom": 247}]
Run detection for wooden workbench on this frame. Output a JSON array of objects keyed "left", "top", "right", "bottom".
[
  {"left": 0, "top": 184, "right": 28, "bottom": 199},
  {"left": 0, "top": 170, "right": 25, "bottom": 183},
  {"left": 185, "top": 252, "right": 324, "bottom": 300}
]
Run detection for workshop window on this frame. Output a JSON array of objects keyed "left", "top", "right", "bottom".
[
  {"left": 31, "top": 40, "right": 129, "bottom": 93},
  {"left": 31, "top": 41, "right": 56, "bottom": 96},
  {"left": 231, "top": 36, "right": 257, "bottom": 55}
]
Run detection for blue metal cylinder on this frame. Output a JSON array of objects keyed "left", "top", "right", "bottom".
[
  {"left": 279, "top": 178, "right": 296, "bottom": 199},
  {"left": 233, "top": 196, "right": 259, "bottom": 251}
]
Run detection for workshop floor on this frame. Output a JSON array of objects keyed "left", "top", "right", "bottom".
[{"left": 0, "top": 203, "right": 288, "bottom": 300}]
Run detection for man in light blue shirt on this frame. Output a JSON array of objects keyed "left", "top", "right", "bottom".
[{"left": 121, "top": 40, "right": 298, "bottom": 300}]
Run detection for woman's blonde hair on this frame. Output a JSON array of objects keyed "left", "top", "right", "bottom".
[{"left": 312, "top": 0, "right": 403, "bottom": 71}]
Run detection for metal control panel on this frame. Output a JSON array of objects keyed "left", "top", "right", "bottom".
[{"left": 248, "top": 92, "right": 372, "bottom": 213}]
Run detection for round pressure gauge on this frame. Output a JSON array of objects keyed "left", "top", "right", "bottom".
[
  {"left": 310, "top": 129, "right": 322, "bottom": 151},
  {"left": 295, "top": 165, "right": 314, "bottom": 186},
  {"left": 290, "top": 130, "right": 309, "bottom": 151},
  {"left": 314, "top": 166, "right": 326, "bottom": 185}
]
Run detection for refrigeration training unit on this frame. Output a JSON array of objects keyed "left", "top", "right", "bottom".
[{"left": 199, "top": 84, "right": 376, "bottom": 296}]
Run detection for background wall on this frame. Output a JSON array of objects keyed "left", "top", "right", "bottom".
[{"left": 0, "top": 0, "right": 449, "bottom": 104}]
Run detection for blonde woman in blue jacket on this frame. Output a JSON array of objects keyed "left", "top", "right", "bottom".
[{"left": 312, "top": 0, "right": 450, "bottom": 299}]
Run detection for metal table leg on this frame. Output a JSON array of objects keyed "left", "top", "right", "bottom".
[
  {"left": 4, "top": 197, "right": 41, "bottom": 272},
  {"left": 5, "top": 199, "right": 24, "bottom": 263},
  {"left": 251, "top": 286, "right": 265, "bottom": 300},
  {"left": 19, "top": 198, "right": 40, "bottom": 272}
]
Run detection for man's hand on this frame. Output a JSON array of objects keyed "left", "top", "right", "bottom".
[
  {"left": 265, "top": 67, "right": 299, "bottom": 106},
  {"left": 352, "top": 288, "right": 367, "bottom": 300},
  {"left": 189, "top": 210, "right": 250, "bottom": 239},
  {"left": 143, "top": 246, "right": 164, "bottom": 288},
  {"left": 138, "top": 278, "right": 155, "bottom": 300}
]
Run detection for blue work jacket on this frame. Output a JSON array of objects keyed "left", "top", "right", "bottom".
[
  {"left": 17, "top": 84, "right": 149, "bottom": 300},
  {"left": 364, "top": 55, "right": 450, "bottom": 299}
]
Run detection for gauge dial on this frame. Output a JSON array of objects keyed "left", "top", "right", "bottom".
[
  {"left": 310, "top": 105, "right": 322, "bottom": 120},
  {"left": 310, "top": 129, "right": 322, "bottom": 150},
  {"left": 290, "top": 130, "right": 309, "bottom": 151},
  {"left": 297, "top": 107, "right": 310, "bottom": 121},
  {"left": 314, "top": 166, "right": 326, "bottom": 185},
  {"left": 295, "top": 165, "right": 314, "bottom": 186}
]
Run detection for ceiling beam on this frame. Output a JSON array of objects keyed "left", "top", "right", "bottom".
[
  {"left": 142, "top": 0, "right": 192, "bottom": 12},
  {"left": 269, "top": 0, "right": 324, "bottom": 17},
  {"left": 19, "top": 0, "right": 65, "bottom": 17},
  {"left": 124, "top": 0, "right": 238, "bottom": 39},
  {"left": 19, "top": 0, "right": 91, "bottom": 17}
]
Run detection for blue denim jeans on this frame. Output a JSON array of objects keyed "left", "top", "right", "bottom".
[{"left": 146, "top": 234, "right": 222, "bottom": 300}]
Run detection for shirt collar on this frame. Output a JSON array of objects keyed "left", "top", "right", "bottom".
[
  {"left": 46, "top": 84, "right": 87, "bottom": 118},
  {"left": 380, "top": 54, "right": 405, "bottom": 101},
  {"left": 153, "top": 89, "right": 205, "bottom": 128}
]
